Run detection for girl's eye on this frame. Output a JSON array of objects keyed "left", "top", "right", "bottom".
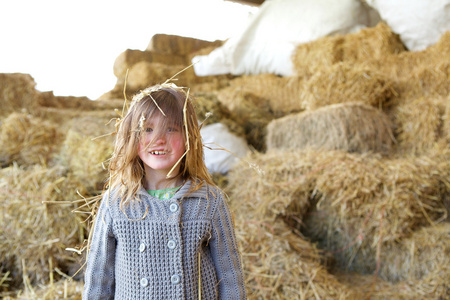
[
  {"left": 168, "top": 127, "right": 178, "bottom": 132},
  {"left": 145, "top": 127, "right": 153, "bottom": 132}
]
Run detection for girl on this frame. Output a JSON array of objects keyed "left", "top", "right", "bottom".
[{"left": 83, "top": 83, "right": 246, "bottom": 299}]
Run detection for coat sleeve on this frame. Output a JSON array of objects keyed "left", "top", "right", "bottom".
[
  {"left": 83, "top": 193, "right": 116, "bottom": 299},
  {"left": 210, "top": 192, "right": 247, "bottom": 299}
]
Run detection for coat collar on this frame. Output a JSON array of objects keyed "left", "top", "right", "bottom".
[{"left": 136, "top": 179, "right": 210, "bottom": 200}]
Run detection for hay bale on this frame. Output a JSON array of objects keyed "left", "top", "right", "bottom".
[
  {"left": 126, "top": 61, "right": 197, "bottom": 92},
  {"left": 359, "top": 31, "right": 450, "bottom": 103},
  {"left": 379, "top": 223, "right": 450, "bottom": 283},
  {"left": 266, "top": 102, "right": 394, "bottom": 154},
  {"left": 216, "top": 88, "right": 276, "bottom": 151},
  {"left": 147, "top": 33, "right": 223, "bottom": 56},
  {"left": 0, "top": 165, "right": 87, "bottom": 289},
  {"left": 301, "top": 63, "right": 394, "bottom": 110},
  {"left": 227, "top": 148, "right": 450, "bottom": 274},
  {"left": 113, "top": 49, "right": 186, "bottom": 79},
  {"left": 0, "top": 73, "right": 42, "bottom": 118},
  {"left": 292, "top": 22, "right": 405, "bottom": 78},
  {"left": 0, "top": 113, "right": 63, "bottom": 167},
  {"left": 391, "top": 96, "right": 448, "bottom": 155},
  {"left": 337, "top": 267, "right": 450, "bottom": 300},
  {"left": 224, "top": 74, "right": 305, "bottom": 117}
]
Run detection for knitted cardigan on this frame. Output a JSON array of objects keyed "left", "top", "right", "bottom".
[{"left": 83, "top": 180, "right": 246, "bottom": 299}]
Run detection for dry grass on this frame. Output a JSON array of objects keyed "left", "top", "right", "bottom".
[
  {"left": 0, "top": 113, "right": 63, "bottom": 167},
  {"left": 266, "top": 102, "right": 395, "bottom": 154},
  {"left": 391, "top": 96, "right": 449, "bottom": 155},
  {"left": 4, "top": 278, "right": 83, "bottom": 300},
  {"left": 113, "top": 49, "right": 186, "bottom": 80},
  {"left": 147, "top": 33, "right": 223, "bottom": 56},
  {"left": 227, "top": 147, "right": 450, "bottom": 275},
  {"left": 0, "top": 73, "right": 42, "bottom": 118},
  {"left": 0, "top": 164, "right": 88, "bottom": 288},
  {"left": 216, "top": 88, "right": 276, "bottom": 151},
  {"left": 232, "top": 213, "right": 355, "bottom": 299},
  {"left": 225, "top": 74, "right": 305, "bottom": 116},
  {"left": 292, "top": 22, "right": 405, "bottom": 79},
  {"left": 300, "top": 62, "right": 395, "bottom": 110}
]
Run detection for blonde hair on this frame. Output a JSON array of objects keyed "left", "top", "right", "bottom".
[{"left": 107, "top": 83, "right": 214, "bottom": 207}]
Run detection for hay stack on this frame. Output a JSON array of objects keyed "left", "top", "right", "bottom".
[
  {"left": 301, "top": 63, "right": 394, "bottom": 110},
  {"left": 58, "top": 116, "right": 115, "bottom": 193},
  {"left": 147, "top": 33, "right": 223, "bottom": 56},
  {"left": 6, "top": 278, "right": 83, "bottom": 300},
  {"left": 0, "top": 73, "right": 42, "bottom": 118},
  {"left": 126, "top": 61, "right": 197, "bottom": 92},
  {"left": 113, "top": 49, "right": 186, "bottom": 80},
  {"left": 216, "top": 88, "right": 276, "bottom": 151},
  {"left": 224, "top": 74, "right": 305, "bottom": 117},
  {"left": 391, "top": 96, "right": 449, "bottom": 154},
  {"left": 227, "top": 148, "right": 449, "bottom": 274},
  {"left": 379, "top": 223, "right": 450, "bottom": 283},
  {"left": 0, "top": 113, "right": 63, "bottom": 167},
  {"left": 0, "top": 165, "right": 87, "bottom": 288},
  {"left": 266, "top": 102, "right": 395, "bottom": 154},
  {"left": 292, "top": 22, "right": 405, "bottom": 79}
]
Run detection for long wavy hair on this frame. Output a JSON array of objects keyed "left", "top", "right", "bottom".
[{"left": 107, "top": 83, "right": 214, "bottom": 207}]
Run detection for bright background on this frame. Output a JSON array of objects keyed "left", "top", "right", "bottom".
[{"left": 0, "top": 0, "right": 257, "bottom": 99}]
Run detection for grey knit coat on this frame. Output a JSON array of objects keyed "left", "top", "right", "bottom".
[{"left": 83, "top": 180, "right": 246, "bottom": 299}]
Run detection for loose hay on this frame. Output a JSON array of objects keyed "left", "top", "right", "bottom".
[
  {"left": 0, "top": 165, "right": 88, "bottom": 289},
  {"left": 266, "top": 102, "right": 395, "bottom": 154},
  {"left": 0, "top": 112, "right": 63, "bottom": 167},
  {"left": 233, "top": 216, "right": 354, "bottom": 299},
  {"left": 227, "top": 148, "right": 450, "bottom": 274},
  {"left": 301, "top": 62, "right": 395, "bottom": 110},
  {"left": 58, "top": 130, "right": 113, "bottom": 194},
  {"left": 6, "top": 278, "right": 83, "bottom": 300}
]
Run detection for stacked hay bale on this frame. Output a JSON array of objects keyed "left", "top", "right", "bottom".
[
  {"left": 2, "top": 22, "right": 450, "bottom": 299},
  {"left": 224, "top": 21, "right": 450, "bottom": 299},
  {"left": 100, "top": 34, "right": 230, "bottom": 100}
]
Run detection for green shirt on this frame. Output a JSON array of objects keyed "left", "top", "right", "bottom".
[{"left": 147, "top": 186, "right": 181, "bottom": 200}]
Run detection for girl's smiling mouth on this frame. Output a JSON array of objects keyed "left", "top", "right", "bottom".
[{"left": 150, "top": 150, "right": 168, "bottom": 155}]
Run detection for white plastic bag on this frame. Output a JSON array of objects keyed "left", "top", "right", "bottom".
[
  {"left": 366, "top": 0, "right": 450, "bottom": 51},
  {"left": 193, "top": 0, "right": 374, "bottom": 76},
  {"left": 201, "top": 123, "right": 250, "bottom": 174}
]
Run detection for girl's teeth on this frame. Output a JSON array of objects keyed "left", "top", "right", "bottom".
[{"left": 151, "top": 151, "right": 166, "bottom": 155}]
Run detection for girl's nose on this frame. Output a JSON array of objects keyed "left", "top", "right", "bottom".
[{"left": 155, "top": 135, "right": 166, "bottom": 144}]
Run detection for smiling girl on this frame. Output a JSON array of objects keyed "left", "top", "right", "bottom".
[{"left": 83, "top": 83, "right": 246, "bottom": 299}]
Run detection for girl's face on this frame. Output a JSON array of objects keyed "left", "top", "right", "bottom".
[{"left": 138, "top": 113, "right": 186, "bottom": 178}]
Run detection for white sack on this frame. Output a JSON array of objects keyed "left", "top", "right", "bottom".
[
  {"left": 201, "top": 123, "right": 250, "bottom": 174},
  {"left": 193, "top": 0, "right": 376, "bottom": 77},
  {"left": 366, "top": 0, "right": 450, "bottom": 51}
]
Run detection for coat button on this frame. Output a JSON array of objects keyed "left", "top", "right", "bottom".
[
  {"left": 139, "top": 242, "right": 146, "bottom": 252},
  {"left": 171, "top": 274, "right": 181, "bottom": 284},
  {"left": 167, "top": 240, "right": 176, "bottom": 249},
  {"left": 169, "top": 203, "right": 179, "bottom": 212},
  {"left": 140, "top": 277, "right": 148, "bottom": 287}
]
